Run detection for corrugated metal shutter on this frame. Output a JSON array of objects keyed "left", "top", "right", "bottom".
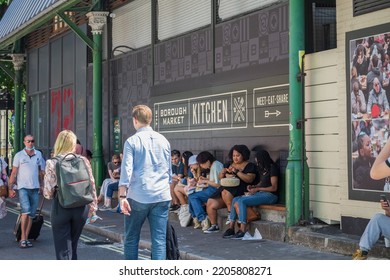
[
  {"left": 112, "top": 0, "right": 151, "bottom": 55},
  {"left": 158, "top": 0, "right": 210, "bottom": 41},
  {"left": 219, "top": 0, "right": 283, "bottom": 20},
  {"left": 353, "top": 0, "right": 390, "bottom": 16}
]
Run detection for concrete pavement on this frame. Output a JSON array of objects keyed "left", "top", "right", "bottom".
[{"left": 5, "top": 197, "right": 389, "bottom": 260}]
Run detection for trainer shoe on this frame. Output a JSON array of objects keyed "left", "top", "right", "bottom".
[
  {"left": 231, "top": 230, "right": 246, "bottom": 239},
  {"left": 193, "top": 218, "right": 201, "bottom": 229},
  {"left": 352, "top": 249, "right": 368, "bottom": 260},
  {"left": 222, "top": 228, "right": 235, "bottom": 238},
  {"left": 169, "top": 204, "right": 180, "bottom": 213},
  {"left": 201, "top": 217, "right": 211, "bottom": 231},
  {"left": 204, "top": 224, "right": 220, "bottom": 233},
  {"left": 99, "top": 205, "right": 112, "bottom": 211}
]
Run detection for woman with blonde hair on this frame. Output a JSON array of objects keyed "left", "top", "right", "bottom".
[{"left": 43, "top": 130, "right": 98, "bottom": 260}]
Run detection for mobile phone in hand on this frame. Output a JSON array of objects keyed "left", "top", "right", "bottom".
[{"left": 380, "top": 194, "right": 389, "bottom": 205}]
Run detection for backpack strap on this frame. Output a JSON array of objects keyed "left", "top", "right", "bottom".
[
  {"left": 62, "top": 153, "right": 78, "bottom": 160},
  {"left": 52, "top": 156, "right": 62, "bottom": 214}
]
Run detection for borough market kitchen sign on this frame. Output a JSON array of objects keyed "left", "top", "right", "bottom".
[{"left": 154, "top": 90, "right": 247, "bottom": 133}]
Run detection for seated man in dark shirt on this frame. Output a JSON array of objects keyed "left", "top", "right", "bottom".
[{"left": 170, "top": 150, "right": 184, "bottom": 211}]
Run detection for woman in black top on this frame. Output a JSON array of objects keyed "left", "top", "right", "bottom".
[
  {"left": 222, "top": 149, "right": 279, "bottom": 239},
  {"left": 204, "top": 145, "right": 259, "bottom": 233}
]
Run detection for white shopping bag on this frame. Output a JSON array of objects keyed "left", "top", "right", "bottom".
[{"left": 242, "top": 228, "right": 262, "bottom": 240}]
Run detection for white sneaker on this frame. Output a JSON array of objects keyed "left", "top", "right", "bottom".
[
  {"left": 99, "top": 205, "right": 112, "bottom": 211},
  {"left": 201, "top": 217, "right": 211, "bottom": 231}
]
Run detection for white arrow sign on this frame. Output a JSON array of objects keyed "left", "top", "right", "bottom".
[{"left": 264, "top": 110, "right": 281, "bottom": 118}]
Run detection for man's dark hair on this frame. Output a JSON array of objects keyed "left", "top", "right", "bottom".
[
  {"left": 171, "top": 150, "right": 181, "bottom": 157},
  {"left": 196, "top": 151, "right": 215, "bottom": 165}
]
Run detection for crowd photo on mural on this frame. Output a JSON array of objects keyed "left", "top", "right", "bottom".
[{"left": 350, "top": 30, "right": 390, "bottom": 192}]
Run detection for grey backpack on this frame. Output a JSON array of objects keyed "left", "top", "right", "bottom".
[{"left": 54, "top": 153, "right": 93, "bottom": 208}]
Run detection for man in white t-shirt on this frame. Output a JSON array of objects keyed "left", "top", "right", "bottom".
[{"left": 8, "top": 135, "right": 46, "bottom": 248}]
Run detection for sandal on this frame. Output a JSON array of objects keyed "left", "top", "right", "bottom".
[
  {"left": 19, "top": 240, "right": 28, "bottom": 249},
  {"left": 26, "top": 240, "right": 33, "bottom": 247}
]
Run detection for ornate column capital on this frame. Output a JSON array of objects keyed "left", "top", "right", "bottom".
[
  {"left": 11, "top": 54, "right": 25, "bottom": 70},
  {"left": 87, "top": 11, "right": 109, "bottom": 35}
]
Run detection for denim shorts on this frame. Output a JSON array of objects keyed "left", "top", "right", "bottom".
[{"left": 18, "top": 188, "right": 39, "bottom": 218}]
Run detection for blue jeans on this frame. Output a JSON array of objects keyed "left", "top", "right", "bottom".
[
  {"left": 188, "top": 186, "right": 217, "bottom": 222},
  {"left": 124, "top": 198, "right": 170, "bottom": 260},
  {"left": 230, "top": 192, "right": 278, "bottom": 224},
  {"left": 18, "top": 188, "right": 39, "bottom": 218},
  {"left": 106, "top": 181, "right": 119, "bottom": 198},
  {"left": 359, "top": 213, "right": 390, "bottom": 251}
]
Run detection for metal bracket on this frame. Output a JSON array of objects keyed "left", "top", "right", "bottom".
[
  {"left": 296, "top": 71, "right": 306, "bottom": 82},
  {"left": 296, "top": 118, "right": 307, "bottom": 129}
]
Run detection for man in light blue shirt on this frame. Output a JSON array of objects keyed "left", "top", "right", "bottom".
[{"left": 118, "top": 105, "right": 172, "bottom": 260}]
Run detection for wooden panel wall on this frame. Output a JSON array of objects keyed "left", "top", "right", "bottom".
[{"left": 305, "top": 49, "right": 340, "bottom": 224}]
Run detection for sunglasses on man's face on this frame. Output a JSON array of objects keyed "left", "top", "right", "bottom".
[{"left": 25, "top": 140, "right": 35, "bottom": 143}]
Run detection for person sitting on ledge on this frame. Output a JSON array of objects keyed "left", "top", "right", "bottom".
[
  {"left": 222, "top": 149, "right": 278, "bottom": 239},
  {"left": 204, "top": 145, "right": 258, "bottom": 234},
  {"left": 98, "top": 154, "right": 121, "bottom": 208},
  {"left": 353, "top": 138, "right": 390, "bottom": 260},
  {"left": 187, "top": 151, "right": 223, "bottom": 231}
]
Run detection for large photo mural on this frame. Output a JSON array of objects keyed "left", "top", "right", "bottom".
[{"left": 348, "top": 24, "right": 390, "bottom": 199}]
